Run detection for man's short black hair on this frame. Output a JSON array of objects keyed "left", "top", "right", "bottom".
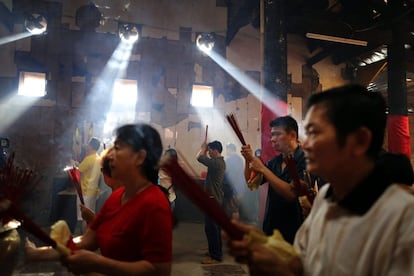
[
  {"left": 307, "top": 84, "right": 386, "bottom": 159},
  {"left": 88, "top": 137, "right": 101, "bottom": 151},
  {"left": 208, "top": 140, "right": 223, "bottom": 153},
  {"left": 269, "top": 116, "right": 299, "bottom": 139}
]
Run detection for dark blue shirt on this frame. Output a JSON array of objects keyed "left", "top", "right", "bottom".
[{"left": 262, "top": 146, "right": 306, "bottom": 244}]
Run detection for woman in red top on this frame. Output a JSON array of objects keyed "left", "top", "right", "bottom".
[{"left": 27, "top": 124, "right": 173, "bottom": 275}]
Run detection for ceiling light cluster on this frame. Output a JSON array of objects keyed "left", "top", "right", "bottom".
[
  {"left": 25, "top": 13, "right": 47, "bottom": 35},
  {"left": 358, "top": 46, "right": 387, "bottom": 66},
  {"left": 118, "top": 23, "right": 139, "bottom": 44},
  {"left": 196, "top": 32, "right": 216, "bottom": 52}
]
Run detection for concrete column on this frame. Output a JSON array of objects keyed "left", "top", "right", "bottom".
[
  {"left": 260, "top": 0, "right": 288, "bottom": 163},
  {"left": 258, "top": 0, "right": 288, "bottom": 226},
  {"left": 387, "top": 0, "right": 411, "bottom": 158}
]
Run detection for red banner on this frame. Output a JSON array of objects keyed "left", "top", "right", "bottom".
[
  {"left": 387, "top": 115, "right": 411, "bottom": 159},
  {"left": 259, "top": 100, "right": 288, "bottom": 224}
]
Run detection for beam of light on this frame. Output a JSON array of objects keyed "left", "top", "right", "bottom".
[
  {"left": 0, "top": 93, "right": 40, "bottom": 133},
  {"left": 0, "top": 32, "right": 33, "bottom": 46},
  {"left": 87, "top": 40, "right": 134, "bottom": 108},
  {"left": 102, "top": 78, "right": 138, "bottom": 138},
  {"left": 205, "top": 50, "right": 287, "bottom": 117},
  {"left": 93, "top": 40, "right": 136, "bottom": 139},
  {"left": 60, "top": 40, "right": 136, "bottom": 160},
  {"left": 106, "top": 41, "right": 134, "bottom": 71}
]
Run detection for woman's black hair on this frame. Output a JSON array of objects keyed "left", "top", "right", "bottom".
[
  {"left": 101, "top": 154, "right": 111, "bottom": 177},
  {"left": 115, "top": 124, "right": 163, "bottom": 183}
]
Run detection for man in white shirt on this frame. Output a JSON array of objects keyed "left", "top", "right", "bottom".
[{"left": 226, "top": 84, "right": 414, "bottom": 276}]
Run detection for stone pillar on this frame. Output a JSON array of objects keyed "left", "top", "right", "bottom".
[
  {"left": 387, "top": 0, "right": 411, "bottom": 158},
  {"left": 258, "top": 0, "right": 288, "bottom": 226},
  {"left": 260, "top": 0, "right": 288, "bottom": 163}
]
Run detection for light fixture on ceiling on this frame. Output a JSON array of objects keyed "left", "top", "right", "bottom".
[
  {"left": 358, "top": 46, "right": 387, "bottom": 66},
  {"left": 196, "top": 32, "right": 216, "bottom": 52},
  {"left": 75, "top": 3, "right": 102, "bottom": 31},
  {"left": 306, "top": 32, "right": 367, "bottom": 46},
  {"left": 24, "top": 13, "right": 47, "bottom": 35},
  {"left": 118, "top": 23, "right": 139, "bottom": 44}
]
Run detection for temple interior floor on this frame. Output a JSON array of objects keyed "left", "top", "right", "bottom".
[{"left": 13, "top": 222, "right": 249, "bottom": 276}]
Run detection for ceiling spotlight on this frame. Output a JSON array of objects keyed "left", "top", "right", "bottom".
[
  {"left": 119, "top": 23, "right": 139, "bottom": 44},
  {"left": 196, "top": 32, "right": 216, "bottom": 52},
  {"left": 25, "top": 13, "right": 47, "bottom": 35}
]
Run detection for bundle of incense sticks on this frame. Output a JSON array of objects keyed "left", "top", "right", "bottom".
[
  {"left": 67, "top": 167, "right": 84, "bottom": 205},
  {"left": 226, "top": 113, "right": 262, "bottom": 190},
  {"left": 0, "top": 154, "right": 37, "bottom": 203},
  {"left": 161, "top": 158, "right": 244, "bottom": 240},
  {"left": 205, "top": 125, "right": 208, "bottom": 142},
  {"left": 0, "top": 155, "right": 71, "bottom": 255},
  {"left": 226, "top": 113, "right": 246, "bottom": 145},
  {"left": 284, "top": 155, "right": 315, "bottom": 204},
  {"left": 0, "top": 153, "right": 42, "bottom": 206}
]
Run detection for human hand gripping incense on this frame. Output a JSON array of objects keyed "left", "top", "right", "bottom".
[
  {"left": 284, "top": 154, "right": 316, "bottom": 204},
  {"left": 161, "top": 157, "right": 244, "bottom": 240},
  {"left": 226, "top": 113, "right": 262, "bottom": 190},
  {"left": 64, "top": 166, "right": 84, "bottom": 205},
  {"left": 162, "top": 157, "right": 301, "bottom": 269},
  {"left": 0, "top": 199, "right": 74, "bottom": 256}
]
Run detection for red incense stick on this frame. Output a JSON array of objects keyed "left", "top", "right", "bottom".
[
  {"left": 205, "top": 125, "right": 208, "bottom": 142},
  {"left": 4, "top": 201, "right": 57, "bottom": 248},
  {"left": 284, "top": 155, "right": 315, "bottom": 204},
  {"left": 226, "top": 113, "right": 263, "bottom": 187},
  {"left": 226, "top": 113, "right": 246, "bottom": 145},
  {"left": 67, "top": 167, "right": 84, "bottom": 205},
  {"left": 161, "top": 159, "right": 244, "bottom": 240}
]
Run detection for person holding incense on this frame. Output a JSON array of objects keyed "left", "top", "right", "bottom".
[
  {"left": 197, "top": 140, "right": 226, "bottom": 264},
  {"left": 158, "top": 148, "right": 178, "bottom": 210},
  {"left": 241, "top": 116, "right": 307, "bottom": 244},
  {"left": 226, "top": 84, "right": 414, "bottom": 275},
  {"left": 80, "top": 146, "right": 122, "bottom": 224},
  {"left": 76, "top": 137, "right": 101, "bottom": 233},
  {"left": 26, "top": 123, "right": 173, "bottom": 275}
]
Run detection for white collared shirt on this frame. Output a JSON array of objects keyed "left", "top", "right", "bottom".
[{"left": 295, "top": 184, "right": 414, "bottom": 276}]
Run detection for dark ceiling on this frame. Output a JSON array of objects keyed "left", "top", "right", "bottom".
[
  {"left": 1, "top": 0, "right": 414, "bottom": 106},
  {"left": 227, "top": 0, "right": 414, "bottom": 68},
  {"left": 226, "top": 0, "right": 414, "bottom": 107}
]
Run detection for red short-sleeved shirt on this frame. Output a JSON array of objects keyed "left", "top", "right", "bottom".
[{"left": 90, "top": 185, "right": 173, "bottom": 262}]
